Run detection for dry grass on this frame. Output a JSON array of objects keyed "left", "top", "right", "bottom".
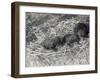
[{"left": 25, "top": 12, "right": 89, "bottom": 67}]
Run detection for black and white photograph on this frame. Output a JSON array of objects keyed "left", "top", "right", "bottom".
[
  {"left": 11, "top": 2, "right": 97, "bottom": 78},
  {"left": 25, "top": 12, "right": 90, "bottom": 67}
]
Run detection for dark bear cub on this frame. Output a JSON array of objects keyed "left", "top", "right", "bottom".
[
  {"left": 74, "top": 23, "right": 89, "bottom": 38},
  {"left": 41, "top": 36, "right": 64, "bottom": 51},
  {"left": 63, "top": 34, "right": 80, "bottom": 47}
]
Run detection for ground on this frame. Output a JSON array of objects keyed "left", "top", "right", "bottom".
[{"left": 25, "top": 12, "right": 89, "bottom": 67}]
